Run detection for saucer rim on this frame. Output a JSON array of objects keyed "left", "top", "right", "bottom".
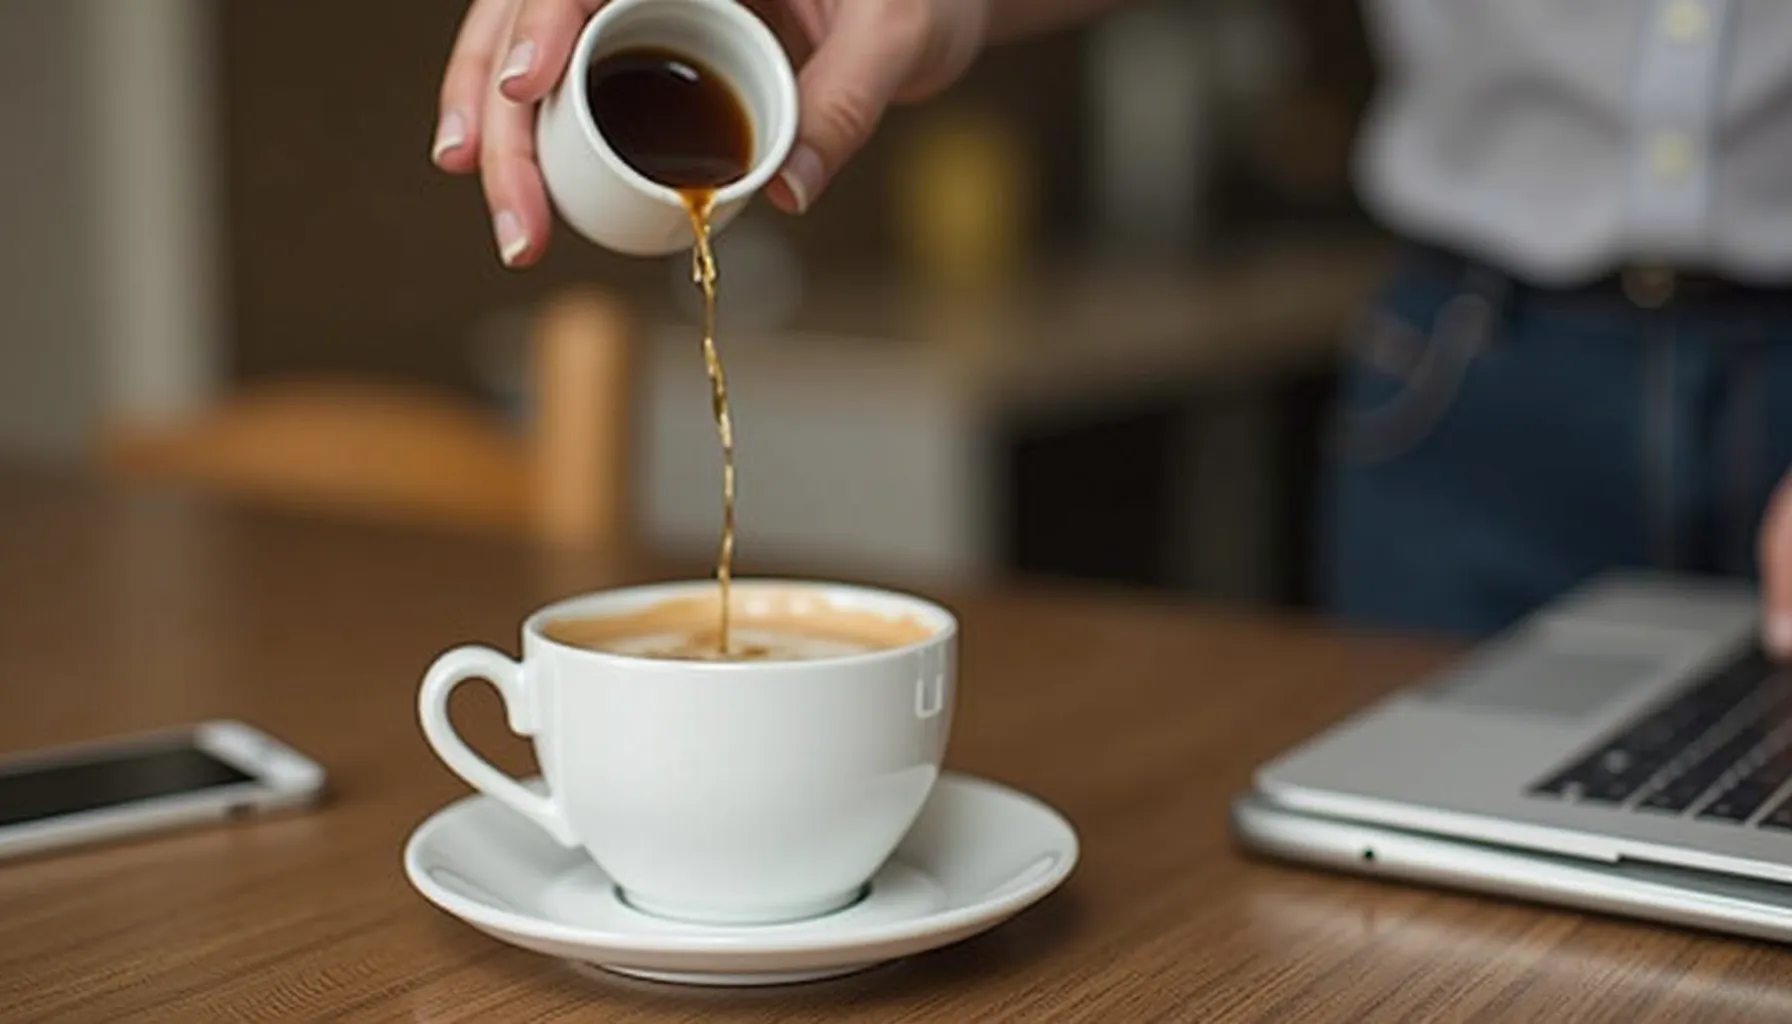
[{"left": 403, "top": 771, "right": 1079, "bottom": 957}]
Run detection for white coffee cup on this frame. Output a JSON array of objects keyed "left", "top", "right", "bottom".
[
  {"left": 418, "top": 580, "right": 957, "bottom": 925},
  {"left": 536, "top": 0, "right": 800, "bottom": 257}
]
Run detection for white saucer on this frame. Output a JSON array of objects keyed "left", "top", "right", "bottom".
[{"left": 403, "top": 772, "right": 1079, "bottom": 987}]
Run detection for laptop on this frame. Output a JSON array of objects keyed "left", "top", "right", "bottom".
[{"left": 1233, "top": 571, "right": 1792, "bottom": 942}]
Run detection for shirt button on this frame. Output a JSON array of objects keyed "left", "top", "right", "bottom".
[
  {"left": 1662, "top": 1, "right": 1709, "bottom": 42},
  {"left": 1650, "top": 133, "right": 1697, "bottom": 180}
]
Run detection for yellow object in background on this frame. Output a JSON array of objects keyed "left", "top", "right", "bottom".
[{"left": 892, "top": 106, "right": 1036, "bottom": 300}]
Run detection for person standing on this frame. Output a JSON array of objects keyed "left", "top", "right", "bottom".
[{"left": 434, "top": 0, "right": 1792, "bottom": 648}]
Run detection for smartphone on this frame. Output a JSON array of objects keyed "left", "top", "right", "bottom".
[{"left": 0, "top": 720, "right": 326, "bottom": 861}]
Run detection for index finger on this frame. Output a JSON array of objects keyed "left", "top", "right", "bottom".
[
  {"left": 435, "top": 0, "right": 518, "bottom": 173},
  {"left": 496, "top": 0, "right": 610, "bottom": 103}
]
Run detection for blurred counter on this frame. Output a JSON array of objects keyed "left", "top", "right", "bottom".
[{"left": 634, "top": 235, "right": 1392, "bottom": 589}]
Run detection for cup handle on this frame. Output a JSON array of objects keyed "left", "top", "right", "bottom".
[{"left": 418, "top": 645, "right": 578, "bottom": 848}]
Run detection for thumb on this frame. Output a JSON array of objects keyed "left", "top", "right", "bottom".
[
  {"left": 1760, "top": 472, "right": 1792, "bottom": 656},
  {"left": 766, "top": 4, "right": 930, "bottom": 214}
]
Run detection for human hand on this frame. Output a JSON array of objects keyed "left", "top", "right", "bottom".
[{"left": 432, "top": 0, "right": 990, "bottom": 267}]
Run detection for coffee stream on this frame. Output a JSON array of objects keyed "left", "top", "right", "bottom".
[
  {"left": 684, "top": 193, "right": 737, "bottom": 655},
  {"left": 587, "top": 47, "right": 754, "bottom": 656}
]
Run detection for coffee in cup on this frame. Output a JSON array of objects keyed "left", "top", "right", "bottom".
[
  {"left": 542, "top": 588, "right": 936, "bottom": 662},
  {"left": 418, "top": 580, "right": 957, "bottom": 926},
  {"left": 536, "top": 0, "right": 797, "bottom": 257}
]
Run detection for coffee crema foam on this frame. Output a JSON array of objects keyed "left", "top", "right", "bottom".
[{"left": 542, "top": 590, "right": 936, "bottom": 663}]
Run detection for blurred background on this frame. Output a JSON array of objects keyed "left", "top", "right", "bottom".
[{"left": 0, "top": 0, "right": 1389, "bottom": 609}]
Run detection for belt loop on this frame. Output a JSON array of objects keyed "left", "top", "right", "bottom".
[
  {"left": 1438, "top": 261, "right": 1513, "bottom": 355},
  {"left": 1623, "top": 267, "right": 1678, "bottom": 309}
]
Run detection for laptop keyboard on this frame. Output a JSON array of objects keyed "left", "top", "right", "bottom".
[{"left": 1530, "top": 646, "right": 1792, "bottom": 829}]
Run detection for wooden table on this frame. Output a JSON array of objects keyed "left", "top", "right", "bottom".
[{"left": 8, "top": 467, "right": 1792, "bottom": 1022}]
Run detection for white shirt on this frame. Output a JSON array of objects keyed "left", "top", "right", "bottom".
[{"left": 1356, "top": 0, "right": 1792, "bottom": 285}]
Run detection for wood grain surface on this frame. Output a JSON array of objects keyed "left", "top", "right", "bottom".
[{"left": 6, "top": 466, "right": 1792, "bottom": 1022}]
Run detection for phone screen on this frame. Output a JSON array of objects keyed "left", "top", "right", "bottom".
[{"left": 0, "top": 741, "right": 253, "bottom": 828}]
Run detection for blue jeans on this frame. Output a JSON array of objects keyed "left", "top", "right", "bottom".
[{"left": 1320, "top": 248, "right": 1792, "bottom": 638}]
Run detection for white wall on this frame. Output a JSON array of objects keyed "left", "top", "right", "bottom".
[
  {"left": 0, "top": 1, "right": 102, "bottom": 460},
  {"left": 0, "top": 0, "right": 220, "bottom": 462},
  {"left": 87, "top": 0, "right": 224, "bottom": 431}
]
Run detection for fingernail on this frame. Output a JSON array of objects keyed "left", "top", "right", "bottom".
[
  {"left": 498, "top": 40, "right": 536, "bottom": 86},
  {"left": 1769, "top": 614, "right": 1792, "bottom": 656},
  {"left": 431, "top": 111, "right": 467, "bottom": 164},
  {"left": 494, "top": 211, "right": 528, "bottom": 266},
  {"left": 778, "top": 145, "right": 824, "bottom": 214}
]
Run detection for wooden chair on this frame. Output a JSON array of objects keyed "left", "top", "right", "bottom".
[{"left": 98, "top": 287, "right": 633, "bottom": 551}]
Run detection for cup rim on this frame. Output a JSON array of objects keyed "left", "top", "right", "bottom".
[
  {"left": 566, "top": 0, "right": 801, "bottom": 210},
  {"left": 524, "top": 578, "right": 959, "bottom": 670}
]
